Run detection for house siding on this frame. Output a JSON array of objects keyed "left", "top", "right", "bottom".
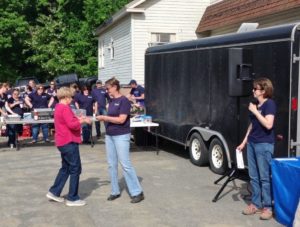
[
  {"left": 132, "top": 0, "right": 210, "bottom": 84},
  {"left": 97, "top": 16, "right": 132, "bottom": 85}
]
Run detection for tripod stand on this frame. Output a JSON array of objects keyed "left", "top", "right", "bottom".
[{"left": 212, "top": 166, "right": 241, "bottom": 202}]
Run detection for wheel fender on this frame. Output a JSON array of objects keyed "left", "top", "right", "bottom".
[{"left": 186, "top": 127, "right": 232, "bottom": 169}]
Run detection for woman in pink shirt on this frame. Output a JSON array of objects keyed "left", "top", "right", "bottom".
[{"left": 46, "top": 87, "right": 91, "bottom": 207}]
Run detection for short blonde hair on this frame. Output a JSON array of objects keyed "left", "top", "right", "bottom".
[{"left": 57, "top": 87, "right": 73, "bottom": 100}]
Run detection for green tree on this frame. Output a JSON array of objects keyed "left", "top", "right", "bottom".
[
  {"left": 0, "top": 1, "right": 32, "bottom": 82},
  {"left": 1, "top": 0, "right": 131, "bottom": 83}
]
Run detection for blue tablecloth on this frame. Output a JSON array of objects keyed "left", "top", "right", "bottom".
[{"left": 271, "top": 157, "right": 300, "bottom": 227}]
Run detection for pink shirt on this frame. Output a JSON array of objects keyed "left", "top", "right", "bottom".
[{"left": 54, "top": 103, "right": 81, "bottom": 146}]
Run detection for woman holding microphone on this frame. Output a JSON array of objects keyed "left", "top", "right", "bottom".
[{"left": 237, "top": 77, "right": 276, "bottom": 220}]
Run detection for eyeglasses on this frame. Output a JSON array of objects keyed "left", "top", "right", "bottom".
[
  {"left": 253, "top": 87, "right": 263, "bottom": 91},
  {"left": 38, "top": 87, "right": 44, "bottom": 90}
]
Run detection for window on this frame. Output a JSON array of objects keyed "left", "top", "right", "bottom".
[
  {"left": 108, "top": 38, "right": 114, "bottom": 60},
  {"left": 98, "top": 40, "right": 104, "bottom": 68},
  {"left": 149, "top": 33, "right": 176, "bottom": 46}
]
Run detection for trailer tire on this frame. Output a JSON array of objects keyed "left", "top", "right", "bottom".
[
  {"left": 209, "top": 138, "right": 228, "bottom": 175},
  {"left": 189, "top": 133, "right": 208, "bottom": 166}
]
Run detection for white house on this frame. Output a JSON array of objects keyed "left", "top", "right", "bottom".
[{"left": 95, "top": 0, "right": 211, "bottom": 85}]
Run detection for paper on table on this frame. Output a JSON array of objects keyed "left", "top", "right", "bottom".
[{"left": 236, "top": 149, "right": 245, "bottom": 169}]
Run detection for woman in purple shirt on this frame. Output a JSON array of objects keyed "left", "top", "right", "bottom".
[
  {"left": 74, "top": 86, "right": 94, "bottom": 144},
  {"left": 237, "top": 77, "right": 276, "bottom": 220},
  {"left": 96, "top": 77, "right": 144, "bottom": 203}
]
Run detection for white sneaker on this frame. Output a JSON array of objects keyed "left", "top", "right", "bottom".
[
  {"left": 65, "top": 199, "right": 86, "bottom": 207},
  {"left": 46, "top": 192, "right": 64, "bottom": 203}
]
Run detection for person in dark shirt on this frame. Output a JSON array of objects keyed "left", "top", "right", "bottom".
[
  {"left": 28, "top": 79, "right": 37, "bottom": 92},
  {"left": 74, "top": 86, "right": 95, "bottom": 144},
  {"left": 6, "top": 82, "right": 13, "bottom": 99},
  {"left": 7, "top": 89, "right": 24, "bottom": 148},
  {"left": 91, "top": 80, "right": 110, "bottom": 138},
  {"left": 0, "top": 83, "right": 8, "bottom": 116},
  {"left": 46, "top": 80, "right": 58, "bottom": 108},
  {"left": 96, "top": 77, "right": 144, "bottom": 203},
  {"left": 25, "top": 84, "right": 54, "bottom": 143},
  {"left": 237, "top": 77, "right": 276, "bottom": 220},
  {"left": 69, "top": 83, "right": 79, "bottom": 110},
  {"left": 127, "top": 79, "right": 145, "bottom": 107}
]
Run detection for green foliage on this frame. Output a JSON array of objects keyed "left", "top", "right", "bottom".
[{"left": 0, "top": 0, "right": 131, "bottom": 83}]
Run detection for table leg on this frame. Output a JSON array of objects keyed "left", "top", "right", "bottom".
[
  {"left": 156, "top": 127, "right": 159, "bottom": 155},
  {"left": 90, "top": 121, "right": 94, "bottom": 148},
  {"left": 15, "top": 130, "right": 20, "bottom": 151}
]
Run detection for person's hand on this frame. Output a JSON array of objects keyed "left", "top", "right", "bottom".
[
  {"left": 85, "top": 117, "right": 92, "bottom": 125},
  {"left": 236, "top": 143, "right": 245, "bottom": 152},
  {"left": 248, "top": 102, "right": 257, "bottom": 114},
  {"left": 78, "top": 116, "right": 86, "bottom": 124},
  {"left": 96, "top": 115, "right": 105, "bottom": 121}
]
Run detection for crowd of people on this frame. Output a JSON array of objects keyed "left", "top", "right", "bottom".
[
  {"left": 0, "top": 78, "right": 146, "bottom": 148},
  {"left": 0, "top": 76, "right": 284, "bottom": 221},
  {"left": 0, "top": 77, "right": 146, "bottom": 206}
]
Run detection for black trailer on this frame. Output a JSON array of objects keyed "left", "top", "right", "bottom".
[{"left": 144, "top": 23, "right": 300, "bottom": 174}]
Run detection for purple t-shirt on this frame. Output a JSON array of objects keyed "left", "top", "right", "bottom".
[
  {"left": 248, "top": 99, "right": 276, "bottom": 143},
  {"left": 7, "top": 97, "right": 24, "bottom": 116},
  {"left": 0, "top": 93, "right": 7, "bottom": 109},
  {"left": 91, "top": 87, "right": 109, "bottom": 110},
  {"left": 105, "top": 96, "right": 131, "bottom": 136},
  {"left": 28, "top": 92, "right": 51, "bottom": 108},
  {"left": 74, "top": 93, "right": 94, "bottom": 116},
  {"left": 130, "top": 85, "right": 145, "bottom": 106},
  {"left": 46, "top": 88, "right": 58, "bottom": 108}
]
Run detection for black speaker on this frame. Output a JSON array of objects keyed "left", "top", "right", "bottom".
[{"left": 228, "top": 48, "right": 254, "bottom": 96}]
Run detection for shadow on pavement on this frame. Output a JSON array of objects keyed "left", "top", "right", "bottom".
[{"left": 79, "top": 177, "right": 109, "bottom": 199}]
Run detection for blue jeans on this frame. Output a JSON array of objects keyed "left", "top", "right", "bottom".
[
  {"left": 105, "top": 133, "right": 142, "bottom": 196},
  {"left": 82, "top": 124, "right": 92, "bottom": 143},
  {"left": 32, "top": 123, "right": 48, "bottom": 141},
  {"left": 247, "top": 142, "right": 274, "bottom": 210},
  {"left": 49, "top": 142, "right": 82, "bottom": 201},
  {"left": 95, "top": 108, "right": 107, "bottom": 136}
]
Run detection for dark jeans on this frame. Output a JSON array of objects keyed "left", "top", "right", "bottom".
[
  {"left": 7, "top": 124, "right": 23, "bottom": 146},
  {"left": 95, "top": 108, "right": 107, "bottom": 137},
  {"left": 82, "top": 124, "right": 92, "bottom": 143},
  {"left": 49, "top": 142, "right": 82, "bottom": 201}
]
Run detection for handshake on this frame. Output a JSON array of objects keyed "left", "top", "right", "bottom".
[{"left": 78, "top": 116, "right": 92, "bottom": 125}]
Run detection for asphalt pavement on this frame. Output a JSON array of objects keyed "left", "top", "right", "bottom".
[{"left": 0, "top": 136, "right": 282, "bottom": 227}]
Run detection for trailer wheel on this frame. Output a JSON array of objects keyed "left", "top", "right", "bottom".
[
  {"left": 209, "top": 138, "right": 228, "bottom": 175},
  {"left": 189, "top": 133, "right": 208, "bottom": 166}
]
